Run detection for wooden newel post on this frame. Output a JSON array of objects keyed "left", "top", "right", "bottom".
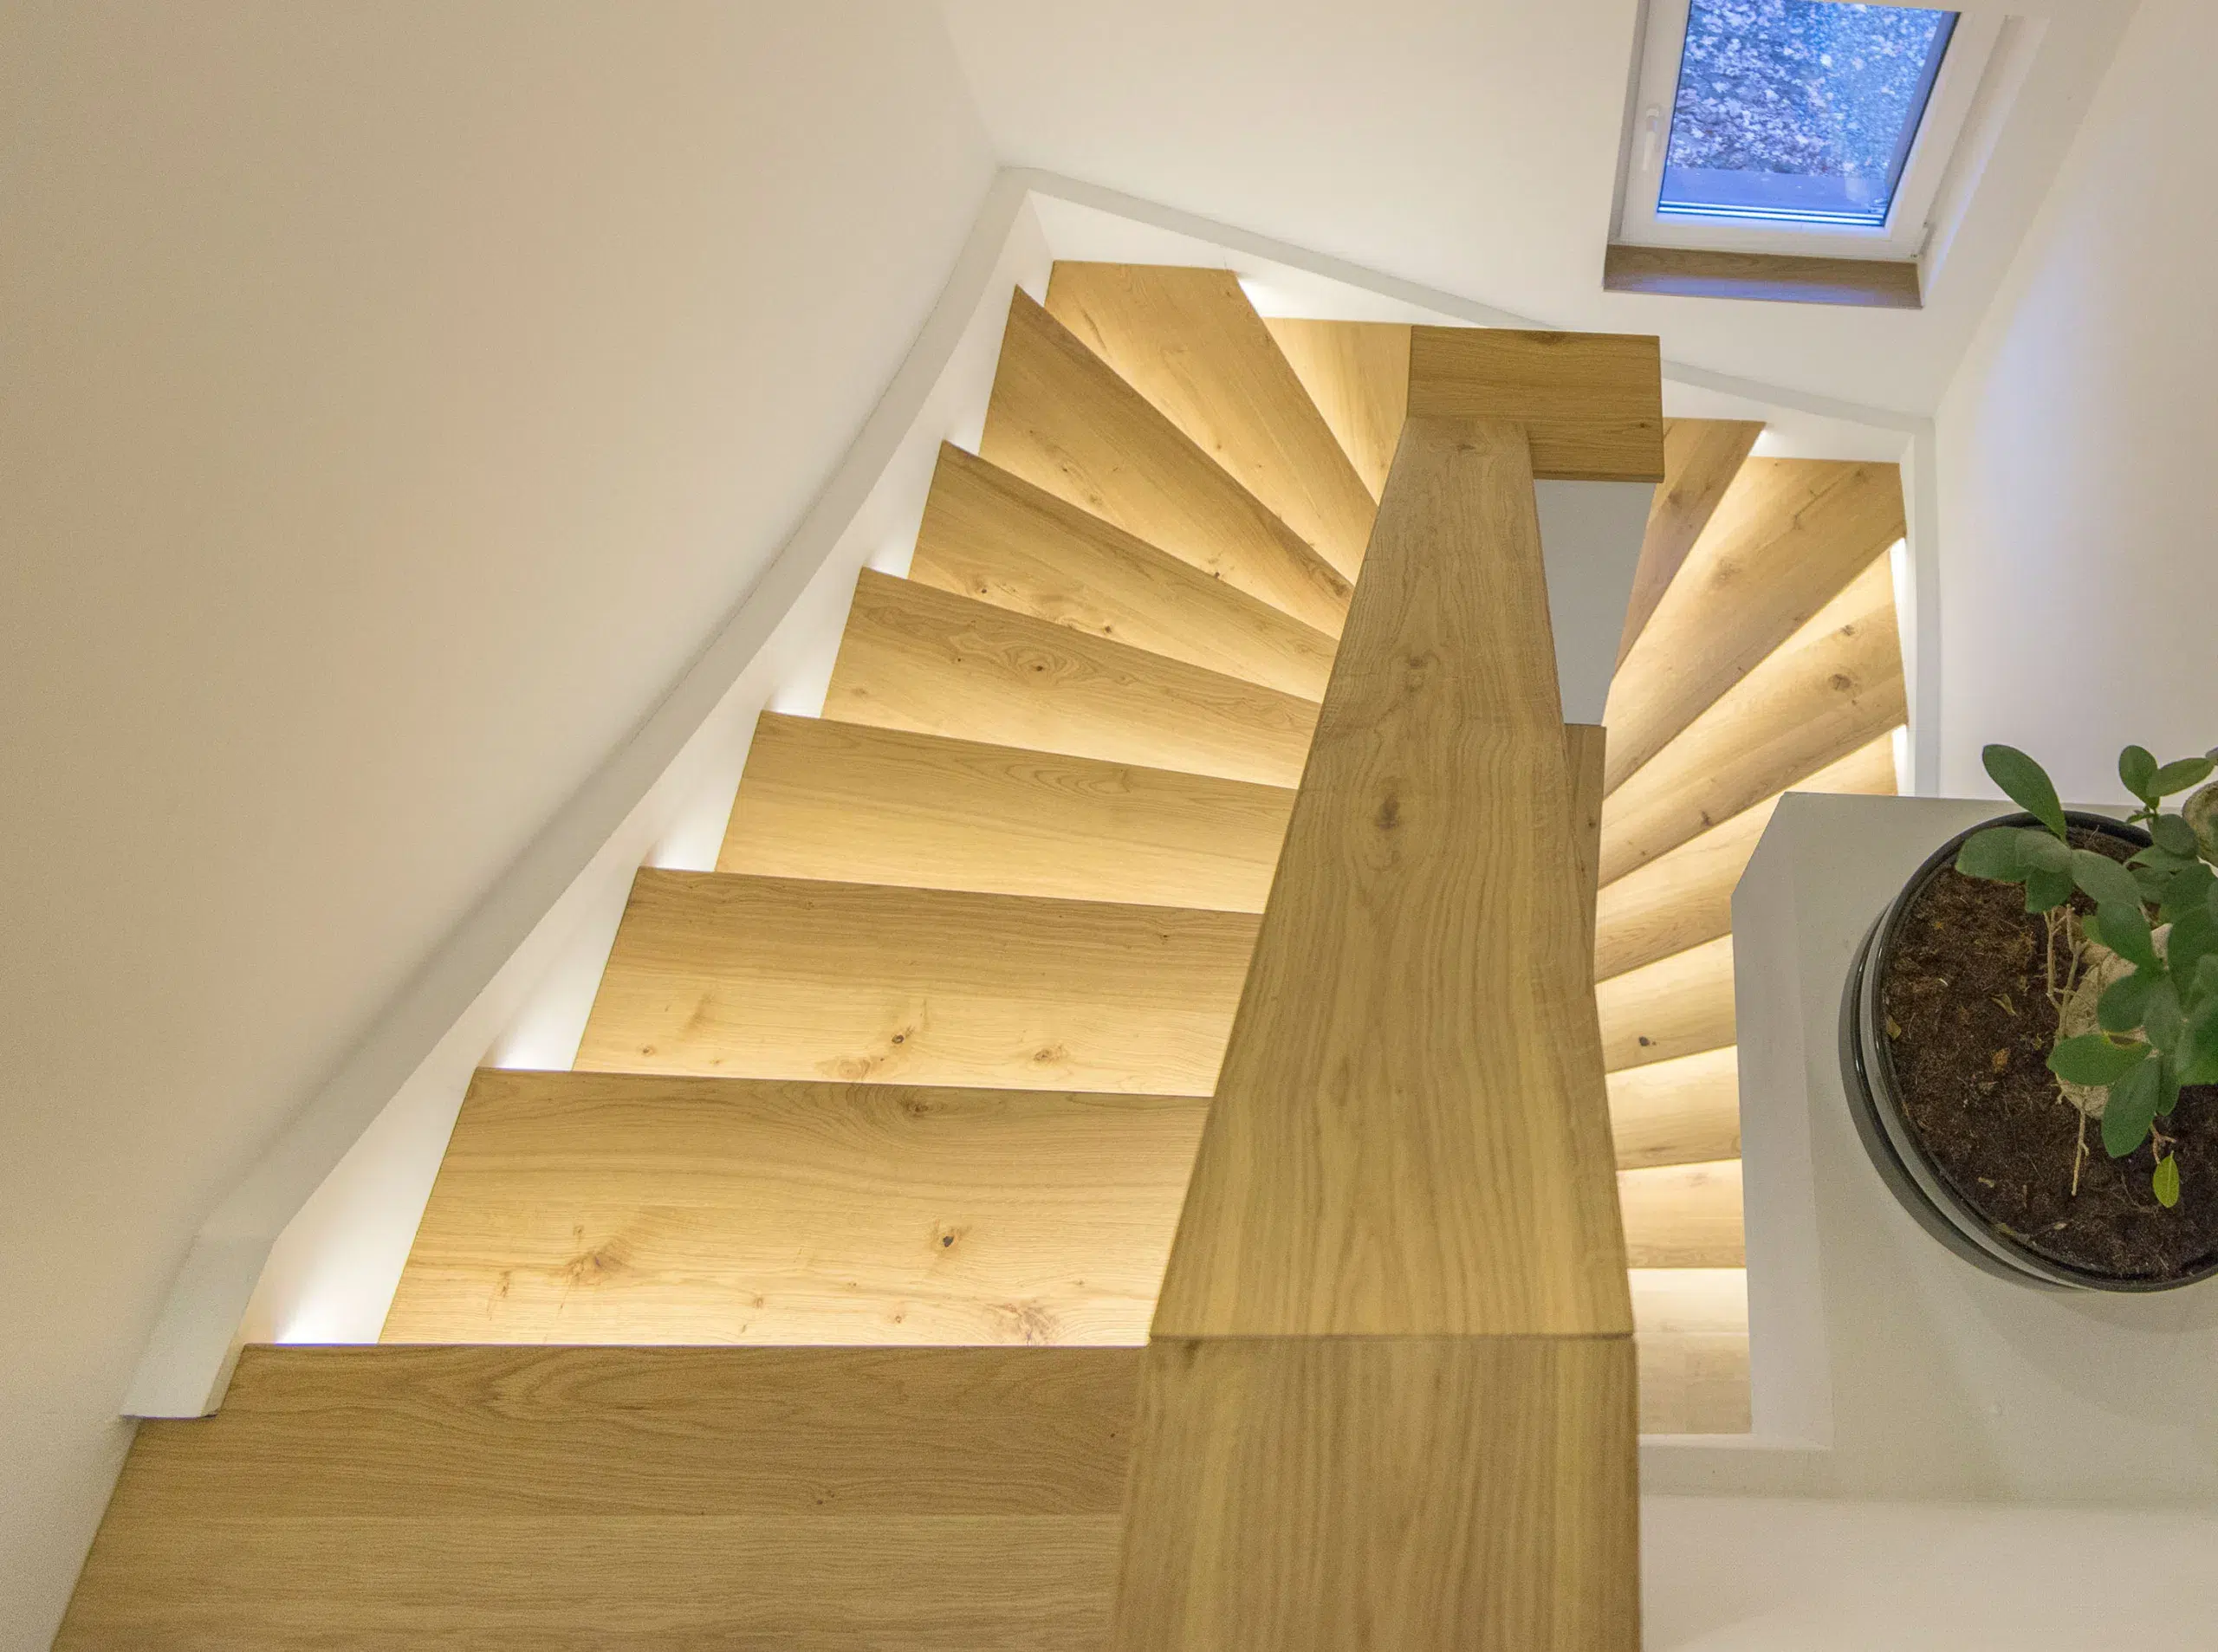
[{"left": 1108, "top": 331, "right": 1665, "bottom": 1650}]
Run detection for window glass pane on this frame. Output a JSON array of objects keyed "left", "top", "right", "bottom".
[{"left": 1660, "top": 0, "right": 1957, "bottom": 228}]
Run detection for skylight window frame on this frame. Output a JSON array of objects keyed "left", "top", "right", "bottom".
[{"left": 1617, "top": 0, "right": 2003, "bottom": 262}]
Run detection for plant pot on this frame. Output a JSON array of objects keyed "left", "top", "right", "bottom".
[{"left": 1841, "top": 809, "right": 2218, "bottom": 1292}]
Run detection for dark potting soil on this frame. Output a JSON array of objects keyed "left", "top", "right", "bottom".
[{"left": 1879, "top": 826, "right": 2218, "bottom": 1283}]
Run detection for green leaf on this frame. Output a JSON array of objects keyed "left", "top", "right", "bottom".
[
  {"left": 2134, "top": 863, "right": 2180, "bottom": 907},
  {"left": 2099, "top": 969, "right": 2156, "bottom": 1033},
  {"left": 2025, "top": 867, "right": 2074, "bottom": 913},
  {"left": 2130, "top": 845, "right": 2198, "bottom": 873},
  {"left": 2151, "top": 813, "right": 2201, "bottom": 858},
  {"left": 2152, "top": 756, "right": 2216, "bottom": 797},
  {"left": 1955, "top": 826, "right": 2026, "bottom": 883},
  {"left": 2155, "top": 1154, "right": 2181, "bottom": 1209},
  {"left": 2072, "top": 849, "right": 2143, "bottom": 910},
  {"left": 2051, "top": 1032, "right": 2151, "bottom": 1087},
  {"left": 2182, "top": 999, "right": 2218, "bottom": 1085},
  {"left": 2157, "top": 1053, "right": 2182, "bottom": 1118},
  {"left": 2103, "top": 1056, "right": 2163, "bottom": 1158},
  {"left": 2018, "top": 830, "right": 2072, "bottom": 873},
  {"left": 1984, "top": 745, "right": 2067, "bottom": 839},
  {"left": 2095, "top": 901, "right": 2160, "bottom": 969},
  {"left": 2168, "top": 902, "right": 2218, "bottom": 991},
  {"left": 2161, "top": 861, "right": 2216, "bottom": 924},
  {"left": 2144, "top": 977, "right": 2185, "bottom": 1054},
  {"left": 2121, "top": 745, "right": 2159, "bottom": 802},
  {"left": 2200, "top": 955, "right": 2218, "bottom": 999}
]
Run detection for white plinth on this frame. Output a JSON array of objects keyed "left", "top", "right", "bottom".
[{"left": 1643, "top": 791, "right": 2218, "bottom": 1506}]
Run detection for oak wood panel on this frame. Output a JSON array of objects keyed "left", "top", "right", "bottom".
[
  {"left": 1598, "top": 554, "right": 1903, "bottom": 884},
  {"left": 1605, "top": 458, "right": 1905, "bottom": 789},
  {"left": 1151, "top": 419, "right": 1632, "bottom": 1339},
  {"left": 574, "top": 871, "right": 1258, "bottom": 1095},
  {"left": 1111, "top": 1336, "right": 1638, "bottom": 1651},
  {"left": 1045, "top": 264, "right": 1378, "bottom": 580},
  {"left": 719, "top": 715, "right": 1294, "bottom": 912},
  {"left": 1404, "top": 328, "right": 1664, "bottom": 482},
  {"left": 1597, "top": 934, "right": 1735, "bottom": 1072},
  {"left": 1616, "top": 418, "right": 1764, "bottom": 665},
  {"left": 980, "top": 288, "right": 1352, "bottom": 634},
  {"left": 384, "top": 1069, "right": 1208, "bottom": 1346},
  {"left": 826, "top": 570, "right": 1318, "bottom": 788},
  {"left": 1631, "top": 1267, "right": 1751, "bottom": 1435},
  {"left": 1617, "top": 1159, "right": 1744, "bottom": 1267},
  {"left": 61, "top": 1344, "right": 1136, "bottom": 1650},
  {"left": 1604, "top": 242, "right": 1922, "bottom": 309},
  {"left": 1566, "top": 722, "right": 1608, "bottom": 961},
  {"left": 911, "top": 444, "right": 1337, "bottom": 701},
  {"left": 1259, "top": 317, "right": 1411, "bottom": 500},
  {"left": 1607, "top": 1046, "right": 1741, "bottom": 1170},
  {"left": 1592, "top": 729, "right": 1898, "bottom": 981}
]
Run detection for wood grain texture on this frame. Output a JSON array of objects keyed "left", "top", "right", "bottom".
[
  {"left": 1151, "top": 419, "right": 1632, "bottom": 1339},
  {"left": 1596, "top": 934, "right": 1735, "bottom": 1072},
  {"left": 825, "top": 570, "right": 1318, "bottom": 788},
  {"left": 911, "top": 444, "right": 1337, "bottom": 701},
  {"left": 1592, "top": 729, "right": 1898, "bottom": 981},
  {"left": 384, "top": 1069, "right": 1207, "bottom": 1346},
  {"left": 1631, "top": 1268, "right": 1751, "bottom": 1435},
  {"left": 1616, "top": 418, "right": 1764, "bottom": 665},
  {"left": 1618, "top": 1159, "right": 1744, "bottom": 1267},
  {"left": 575, "top": 871, "right": 1258, "bottom": 1095},
  {"left": 1598, "top": 554, "right": 1903, "bottom": 884},
  {"left": 1259, "top": 318, "right": 1411, "bottom": 500},
  {"left": 1605, "top": 458, "right": 1904, "bottom": 789},
  {"left": 1604, "top": 242, "right": 1922, "bottom": 309},
  {"left": 61, "top": 1344, "right": 1137, "bottom": 1650},
  {"left": 1404, "top": 328, "right": 1664, "bottom": 482},
  {"left": 1566, "top": 722, "right": 1608, "bottom": 960},
  {"left": 1045, "top": 264, "right": 1378, "bottom": 580},
  {"left": 980, "top": 288, "right": 1352, "bottom": 634},
  {"left": 719, "top": 715, "right": 1294, "bottom": 912},
  {"left": 1111, "top": 1336, "right": 1639, "bottom": 1652},
  {"left": 1607, "top": 1046, "right": 1741, "bottom": 1171}
]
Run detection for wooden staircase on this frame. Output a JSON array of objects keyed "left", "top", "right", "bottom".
[{"left": 60, "top": 264, "right": 1905, "bottom": 1646}]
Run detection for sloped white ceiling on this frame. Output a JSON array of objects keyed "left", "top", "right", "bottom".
[{"left": 940, "top": 0, "right": 2134, "bottom": 413}]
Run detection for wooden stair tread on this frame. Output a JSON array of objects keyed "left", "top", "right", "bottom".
[
  {"left": 719, "top": 713, "right": 1294, "bottom": 912},
  {"left": 1616, "top": 418, "right": 1765, "bottom": 665},
  {"left": 574, "top": 870, "right": 1259, "bottom": 1095},
  {"left": 1596, "top": 933, "right": 1735, "bottom": 1072},
  {"left": 980, "top": 288, "right": 1352, "bottom": 636},
  {"left": 910, "top": 443, "right": 1336, "bottom": 701},
  {"left": 1043, "top": 263, "right": 1378, "bottom": 580},
  {"left": 385, "top": 1069, "right": 1206, "bottom": 1347},
  {"left": 1605, "top": 458, "right": 1904, "bottom": 791},
  {"left": 1259, "top": 318, "right": 1412, "bottom": 502},
  {"left": 1599, "top": 553, "right": 1903, "bottom": 885},
  {"left": 1607, "top": 1046, "right": 1741, "bottom": 1171},
  {"left": 59, "top": 1344, "right": 1136, "bottom": 1650},
  {"left": 1618, "top": 1159, "right": 1744, "bottom": 1268},
  {"left": 826, "top": 569, "right": 1319, "bottom": 788},
  {"left": 1631, "top": 1268, "right": 1751, "bottom": 1435},
  {"left": 1593, "top": 729, "right": 1898, "bottom": 981}
]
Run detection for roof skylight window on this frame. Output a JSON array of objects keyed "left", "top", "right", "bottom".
[
  {"left": 1613, "top": 0, "right": 2004, "bottom": 286},
  {"left": 1658, "top": 0, "right": 1958, "bottom": 229}
]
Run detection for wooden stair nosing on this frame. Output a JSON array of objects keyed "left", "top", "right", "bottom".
[
  {"left": 979, "top": 288, "right": 1352, "bottom": 638},
  {"left": 1596, "top": 932, "right": 1736, "bottom": 1073},
  {"left": 1042, "top": 262, "right": 1378, "bottom": 581},
  {"left": 719, "top": 712, "right": 1294, "bottom": 913},
  {"left": 1615, "top": 418, "right": 1766, "bottom": 667},
  {"left": 1258, "top": 318, "right": 1413, "bottom": 502},
  {"left": 1598, "top": 554, "right": 1904, "bottom": 885},
  {"left": 826, "top": 569, "right": 1320, "bottom": 790},
  {"left": 910, "top": 441, "right": 1338, "bottom": 703},
  {"left": 574, "top": 867, "right": 1261, "bottom": 1096}
]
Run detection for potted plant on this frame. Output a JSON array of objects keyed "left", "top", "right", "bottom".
[{"left": 1841, "top": 742, "right": 2218, "bottom": 1290}]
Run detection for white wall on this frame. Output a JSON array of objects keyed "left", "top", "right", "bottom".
[
  {"left": 0, "top": 3, "right": 991, "bottom": 1642},
  {"left": 1936, "top": 0, "right": 2217, "bottom": 802}
]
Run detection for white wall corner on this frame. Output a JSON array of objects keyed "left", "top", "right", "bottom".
[{"left": 1534, "top": 480, "right": 1657, "bottom": 726}]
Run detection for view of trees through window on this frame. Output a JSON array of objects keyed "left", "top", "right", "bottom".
[{"left": 1660, "top": 0, "right": 1956, "bottom": 226}]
